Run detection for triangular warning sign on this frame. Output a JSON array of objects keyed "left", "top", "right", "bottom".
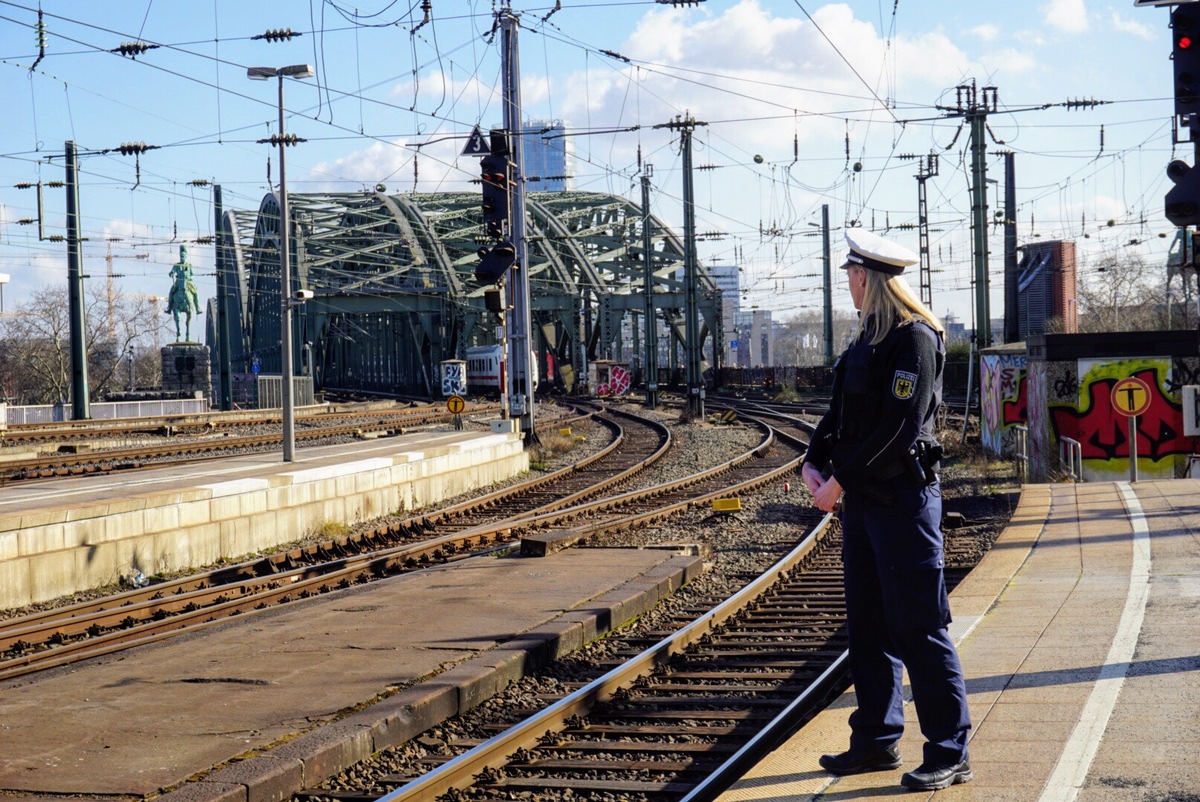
[{"left": 461, "top": 125, "right": 490, "bottom": 157}]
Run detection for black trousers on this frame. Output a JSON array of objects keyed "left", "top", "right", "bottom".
[{"left": 840, "top": 476, "right": 971, "bottom": 767}]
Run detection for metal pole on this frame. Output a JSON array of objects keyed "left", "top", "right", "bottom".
[
  {"left": 970, "top": 109, "right": 991, "bottom": 349},
  {"left": 1003, "top": 152, "right": 1018, "bottom": 343},
  {"left": 500, "top": 9, "right": 535, "bottom": 439},
  {"left": 821, "top": 204, "right": 833, "bottom": 365},
  {"left": 214, "top": 185, "right": 234, "bottom": 411},
  {"left": 65, "top": 141, "right": 91, "bottom": 420},
  {"left": 1129, "top": 416, "right": 1139, "bottom": 483},
  {"left": 641, "top": 168, "right": 658, "bottom": 408},
  {"left": 277, "top": 75, "right": 296, "bottom": 462},
  {"left": 680, "top": 118, "right": 704, "bottom": 418}
]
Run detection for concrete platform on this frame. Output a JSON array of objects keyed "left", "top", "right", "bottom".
[
  {"left": 719, "top": 480, "right": 1200, "bottom": 801},
  {"left": 0, "top": 544, "right": 703, "bottom": 800},
  {"left": 0, "top": 429, "right": 527, "bottom": 610}
]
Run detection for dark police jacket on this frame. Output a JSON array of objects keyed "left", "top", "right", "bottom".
[{"left": 804, "top": 317, "right": 944, "bottom": 495}]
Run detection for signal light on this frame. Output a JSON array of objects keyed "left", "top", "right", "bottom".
[
  {"left": 475, "top": 241, "right": 516, "bottom": 285},
  {"left": 480, "top": 153, "right": 510, "bottom": 239},
  {"left": 1172, "top": 5, "right": 1200, "bottom": 121},
  {"left": 1165, "top": 159, "right": 1200, "bottom": 226}
]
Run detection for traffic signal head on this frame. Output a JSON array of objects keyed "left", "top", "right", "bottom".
[
  {"left": 480, "top": 153, "right": 510, "bottom": 239},
  {"left": 1173, "top": 5, "right": 1200, "bottom": 121},
  {"left": 1165, "top": 159, "right": 1200, "bottom": 226},
  {"left": 475, "top": 241, "right": 516, "bottom": 284}
]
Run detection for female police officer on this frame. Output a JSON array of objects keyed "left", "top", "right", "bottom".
[{"left": 801, "top": 228, "right": 972, "bottom": 792}]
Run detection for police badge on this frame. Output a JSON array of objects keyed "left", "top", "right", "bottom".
[{"left": 892, "top": 370, "right": 917, "bottom": 399}]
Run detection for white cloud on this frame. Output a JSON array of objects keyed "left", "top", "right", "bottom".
[
  {"left": 1109, "top": 10, "right": 1155, "bottom": 41},
  {"left": 550, "top": 0, "right": 971, "bottom": 166},
  {"left": 980, "top": 48, "right": 1038, "bottom": 75},
  {"left": 968, "top": 23, "right": 1000, "bottom": 42},
  {"left": 1042, "top": 0, "right": 1089, "bottom": 33}
]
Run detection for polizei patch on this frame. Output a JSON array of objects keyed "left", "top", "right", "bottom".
[{"left": 892, "top": 370, "right": 918, "bottom": 399}]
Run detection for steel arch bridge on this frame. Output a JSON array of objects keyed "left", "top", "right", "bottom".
[{"left": 208, "top": 189, "right": 722, "bottom": 398}]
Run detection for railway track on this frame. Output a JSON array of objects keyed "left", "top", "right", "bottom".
[
  {"left": 0, "top": 404, "right": 707, "bottom": 680},
  {"left": 296, "top": 481, "right": 992, "bottom": 802},
  {"left": 0, "top": 401, "right": 593, "bottom": 483},
  {"left": 298, "top": 511, "right": 844, "bottom": 802}
]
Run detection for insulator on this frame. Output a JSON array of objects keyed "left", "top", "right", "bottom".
[
  {"left": 113, "top": 41, "right": 158, "bottom": 58},
  {"left": 189, "top": 179, "right": 211, "bottom": 187},
  {"left": 17, "top": 218, "right": 35, "bottom": 225},
  {"left": 46, "top": 180, "right": 64, "bottom": 188},
  {"left": 46, "top": 234, "right": 65, "bottom": 242},
  {"left": 14, "top": 182, "right": 33, "bottom": 189},
  {"left": 254, "top": 27, "right": 299, "bottom": 42},
  {"left": 194, "top": 236, "right": 214, "bottom": 244}
]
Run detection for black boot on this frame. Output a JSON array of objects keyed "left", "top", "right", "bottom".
[{"left": 819, "top": 744, "right": 902, "bottom": 775}]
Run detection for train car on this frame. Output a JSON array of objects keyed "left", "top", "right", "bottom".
[
  {"left": 465, "top": 345, "right": 541, "bottom": 394},
  {"left": 466, "top": 345, "right": 504, "bottom": 392}
]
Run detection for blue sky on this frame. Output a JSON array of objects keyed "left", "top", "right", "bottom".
[{"left": 0, "top": 0, "right": 1181, "bottom": 328}]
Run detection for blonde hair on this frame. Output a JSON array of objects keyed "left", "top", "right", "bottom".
[{"left": 856, "top": 267, "right": 944, "bottom": 345}]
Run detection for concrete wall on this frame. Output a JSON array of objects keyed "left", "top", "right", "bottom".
[{"left": 0, "top": 434, "right": 527, "bottom": 611}]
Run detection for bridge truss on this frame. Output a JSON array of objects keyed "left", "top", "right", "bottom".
[{"left": 208, "top": 189, "right": 722, "bottom": 398}]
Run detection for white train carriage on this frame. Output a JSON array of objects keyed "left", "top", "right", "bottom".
[{"left": 466, "top": 345, "right": 541, "bottom": 393}]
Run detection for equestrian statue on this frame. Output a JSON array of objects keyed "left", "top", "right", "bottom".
[{"left": 166, "top": 244, "right": 202, "bottom": 342}]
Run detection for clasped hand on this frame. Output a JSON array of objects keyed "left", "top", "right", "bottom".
[{"left": 802, "top": 462, "right": 843, "bottom": 514}]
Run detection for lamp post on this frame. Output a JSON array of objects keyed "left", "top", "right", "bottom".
[{"left": 248, "top": 64, "right": 313, "bottom": 462}]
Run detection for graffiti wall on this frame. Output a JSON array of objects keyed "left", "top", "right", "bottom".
[
  {"left": 1044, "top": 357, "right": 1195, "bottom": 482},
  {"left": 980, "top": 353, "right": 1028, "bottom": 456}
]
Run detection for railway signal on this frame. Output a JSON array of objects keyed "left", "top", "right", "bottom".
[
  {"left": 476, "top": 130, "right": 516, "bottom": 285},
  {"left": 1175, "top": 4, "right": 1200, "bottom": 123}
]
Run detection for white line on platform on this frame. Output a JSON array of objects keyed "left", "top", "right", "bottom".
[{"left": 1037, "top": 482, "right": 1151, "bottom": 802}]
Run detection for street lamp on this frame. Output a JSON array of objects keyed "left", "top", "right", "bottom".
[{"left": 248, "top": 64, "right": 313, "bottom": 462}]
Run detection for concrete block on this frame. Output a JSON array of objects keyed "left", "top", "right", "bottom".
[
  {"left": 200, "top": 477, "right": 271, "bottom": 498},
  {"left": 18, "top": 508, "right": 69, "bottom": 529},
  {"left": 0, "top": 530, "right": 17, "bottom": 561},
  {"left": 178, "top": 499, "right": 212, "bottom": 528},
  {"left": 0, "top": 559, "right": 30, "bottom": 612},
  {"left": 443, "top": 650, "right": 526, "bottom": 712},
  {"left": 239, "top": 490, "right": 270, "bottom": 517},
  {"left": 18, "top": 523, "right": 65, "bottom": 557},
  {"left": 209, "top": 494, "right": 242, "bottom": 522},
  {"left": 62, "top": 516, "right": 108, "bottom": 549},
  {"left": 29, "top": 547, "right": 78, "bottom": 604},
  {"left": 103, "top": 496, "right": 151, "bottom": 516},
  {"left": 76, "top": 538, "right": 122, "bottom": 588},
  {"left": 219, "top": 518, "right": 255, "bottom": 560},
  {"left": 202, "top": 755, "right": 303, "bottom": 802},
  {"left": 522, "top": 619, "right": 587, "bottom": 661},
  {"left": 158, "top": 781, "right": 247, "bottom": 802},
  {"left": 142, "top": 503, "right": 180, "bottom": 535},
  {"left": 185, "top": 523, "right": 223, "bottom": 565},
  {"left": 269, "top": 724, "right": 374, "bottom": 787},
  {"left": 341, "top": 683, "right": 461, "bottom": 751}
]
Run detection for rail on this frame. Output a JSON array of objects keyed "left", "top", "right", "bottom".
[
  {"left": 1011, "top": 424, "right": 1029, "bottom": 483},
  {"left": 1059, "top": 435, "right": 1083, "bottom": 482}
]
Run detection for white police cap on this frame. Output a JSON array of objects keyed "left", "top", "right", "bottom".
[{"left": 840, "top": 228, "right": 918, "bottom": 276}]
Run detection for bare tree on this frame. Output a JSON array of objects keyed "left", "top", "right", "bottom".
[
  {"left": 0, "top": 283, "right": 169, "bottom": 404},
  {"left": 1076, "top": 251, "right": 1163, "bottom": 333},
  {"left": 773, "top": 309, "right": 861, "bottom": 367}
]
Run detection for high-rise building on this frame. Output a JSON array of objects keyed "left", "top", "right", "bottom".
[
  {"left": 707, "top": 264, "right": 741, "bottom": 365},
  {"left": 1017, "top": 240, "right": 1078, "bottom": 338},
  {"left": 520, "top": 120, "right": 573, "bottom": 192}
]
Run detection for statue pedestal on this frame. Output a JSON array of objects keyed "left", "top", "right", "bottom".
[{"left": 161, "top": 343, "right": 212, "bottom": 398}]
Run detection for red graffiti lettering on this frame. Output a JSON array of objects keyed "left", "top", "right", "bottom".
[
  {"left": 1002, "top": 374, "right": 1027, "bottom": 426},
  {"left": 1049, "top": 367, "right": 1197, "bottom": 462}
]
